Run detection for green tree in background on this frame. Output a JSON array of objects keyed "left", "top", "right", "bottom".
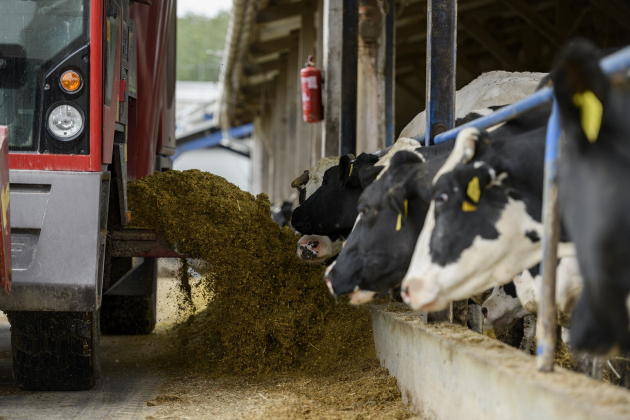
[{"left": 177, "top": 11, "right": 229, "bottom": 81}]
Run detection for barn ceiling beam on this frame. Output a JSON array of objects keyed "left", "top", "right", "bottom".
[
  {"left": 396, "top": 75, "right": 425, "bottom": 98},
  {"left": 249, "top": 35, "right": 293, "bottom": 56},
  {"left": 456, "top": 53, "right": 481, "bottom": 77},
  {"left": 243, "top": 60, "right": 280, "bottom": 76},
  {"left": 256, "top": 0, "right": 316, "bottom": 24},
  {"left": 461, "top": 19, "right": 524, "bottom": 71},
  {"left": 586, "top": 0, "right": 630, "bottom": 32},
  {"left": 500, "top": 0, "right": 565, "bottom": 47}
]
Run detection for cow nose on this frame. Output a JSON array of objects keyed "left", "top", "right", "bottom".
[
  {"left": 400, "top": 287, "right": 411, "bottom": 305},
  {"left": 481, "top": 307, "right": 488, "bottom": 317}
]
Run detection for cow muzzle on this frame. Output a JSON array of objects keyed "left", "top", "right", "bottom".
[{"left": 400, "top": 276, "right": 443, "bottom": 311}]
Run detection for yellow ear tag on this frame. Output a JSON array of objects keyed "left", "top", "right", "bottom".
[
  {"left": 467, "top": 176, "right": 481, "bottom": 203},
  {"left": 349, "top": 163, "right": 354, "bottom": 176},
  {"left": 403, "top": 199, "right": 408, "bottom": 218},
  {"left": 396, "top": 213, "right": 402, "bottom": 231},
  {"left": 572, "top": 90, "right": 603, "bottom": 143},
  {"left": 462, "top": 201, "right": 477, "bottom": 212}
]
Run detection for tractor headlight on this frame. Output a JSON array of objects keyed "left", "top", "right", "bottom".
[{"left": 47, "top": 104, "right": 84, "bottom": 141}]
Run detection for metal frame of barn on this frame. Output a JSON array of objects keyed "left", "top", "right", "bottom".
[{"left": 217, "top": 0, "right": 630, "bottom": 418}]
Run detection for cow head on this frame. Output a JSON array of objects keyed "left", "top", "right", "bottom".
[
  {"left": 325, "top": 151, "right": 433, "bottom": 302},
  {"left": 482, "top": 281, "right": 531, "bottom": 327},
  {"left": 552, "top": 38, "right": 630, "bottom": 352},
  {"left": 291, "top": 153, "right": 379, "bottom": 236},
  {"left": 401, "top": 120, "right": 559, "bottom": 312}
]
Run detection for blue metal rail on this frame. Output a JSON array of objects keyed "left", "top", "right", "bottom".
[{"left": 430, "top": 44, "right": 630, "bottom": 145}]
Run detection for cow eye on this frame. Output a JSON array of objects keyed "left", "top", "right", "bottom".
[
  {"left": 360, "top": 206, "right": 369, "bottom": 215},
  {"left": 435, "top": 193, "right": 448, "bottom": 206},
  {"left": 322, "top": 177, "right": 328, "bottom": 186}
]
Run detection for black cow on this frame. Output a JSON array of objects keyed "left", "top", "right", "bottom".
[
  {"left": 291, "top": 153, "right": 379, "bottom": 237},
  {"left": 553, "top": 39, "right": 630, "bottom": 352},
  {"left": 325, "top": 143, "right": 454, "bottom": 304},
  {"left": 399, "top": 105, "right": 579, "bottom": 312}
]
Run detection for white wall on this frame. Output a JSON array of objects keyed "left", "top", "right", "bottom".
[{"left": 173, "top": 148, "right": 252, "bottom": 193}]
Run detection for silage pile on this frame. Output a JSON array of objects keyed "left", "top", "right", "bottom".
[{"left": 127, "top": 169, "right": 374, "bottom": 375}]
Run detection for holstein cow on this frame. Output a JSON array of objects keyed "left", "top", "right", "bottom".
[
  {"left": 513, "top": 257, "right": 583, "bottom": 327},
  {"left": 322, "top": 107, "right": 523, "bottom": 304},
  {"left": 553, "top": 39, "right": 630, "bottom": 352},
  {"left": 291, "top": 157, "right": 343, "bottom": 263},
  {"left": 399, "top": 71, "right": 546, "bottom": 139},
  {"left": 291, "top": 153, "right": 380, "bottom": 237},
  {"left": 482, "top": 281, "right": 531, "bottom": 327},
  {"left": 483, "top": 257, "right": 582, "bottom": 328},
  {"left": 401, "top": 106, "right": 577, "bottom": 312},
  {"left": 325, "top": 143, "right": 454, "bottom": 304}
]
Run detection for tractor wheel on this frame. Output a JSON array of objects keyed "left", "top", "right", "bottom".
[
  {"left": 9, "top": 310, "right": 100, "bottom": 391},
  {"left": 100, "top": 293, "right": 156, "bottom": 335}
]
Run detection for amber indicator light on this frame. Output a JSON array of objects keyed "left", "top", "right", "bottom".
[{"left": 60, "top": 70, "right": 82, "bottom": 92}]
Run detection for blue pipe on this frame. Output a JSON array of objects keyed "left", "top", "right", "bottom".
[
  {"left": 432, "top": 44, "right": 630, "bottom": 145},
  {"left": 433, "top": 88, "right": 554, "bottom": 144}
]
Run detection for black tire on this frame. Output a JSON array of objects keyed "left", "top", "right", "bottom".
[
  {"left": 9, "top": 310, "right": 100, "bottom": 391},
  {"left": 100, "top": 293, "right": 156, "bottom": 335}
]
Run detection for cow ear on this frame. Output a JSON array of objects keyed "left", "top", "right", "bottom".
[
  {"left": 552, "top": 38, "right": 609, "bottom": 145},
  {"left": 338, "top": 155, "right": 352, "bottom": 181},
  {"left": 456, "top": 166, "right": 495, "bottom": 211},
  {"left": 359, "top": 165, "right": 384, "bottom": 188}
]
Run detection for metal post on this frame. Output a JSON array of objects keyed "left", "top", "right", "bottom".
[
  {"left": 425, "top": 0, "right": 457, "bottom": 146},
  {"left": 340, "top": 0, "right": 359, "bottom": 156},
  {"left": 384, "top": 0, "right": 395, "bottom": 147},
  {"left": 423, "top": 0, "right": 457, "bottom": 323},
  {"left": 537, "top": 99, "right": 561, "bottom": 372}
]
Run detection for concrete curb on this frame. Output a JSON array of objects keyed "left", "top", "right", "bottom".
[{"left": 372, "top": 304, "right": 630, "bottom": 420}]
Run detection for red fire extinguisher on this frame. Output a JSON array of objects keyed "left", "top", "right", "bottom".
[{"left": 301, "top": 55, "right": 323, "bottom": 123}]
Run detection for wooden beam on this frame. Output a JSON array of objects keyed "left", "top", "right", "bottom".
[
  {"left": 586, "top": 0, "right": 630, "bottom": 32},
  {"left": 396, "top": 41, "right": 425, "bottom": 58},
  {"left": 500, "top": 0, "right": 564, "bottom": 47},
  {"left": 256, "top": 0, "right": 317, "bottom": 24},
  {"left": 397, "top": 23, "right": 425, "bottom": 44},
  {"left": 249, "top": 35, "right": 292, "bottom": 56},
  {"left": 242, "top": 60, "right": 280, "bottom": 76},
  {"left": 456, "top": 53, "right": 481, "bottom": 77},
  {"left": 461, "top": 19, "right": 524, "bottom": 71},
  {"left": 396, "top": 75, "right": 424, "bottom": 98},
  {"left": 399, "top": 1, "right": 426, "bottom": 18}
]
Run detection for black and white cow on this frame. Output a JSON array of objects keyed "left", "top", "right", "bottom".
[
  {"left": 291, "top": 157, "right": 343, "bottom": 263},
  {"left": 553, "top": 39, "right": 630, "bottom": 352},
  {"left": 400, "top": 106, "right": 579, "bottom": 311},
  {"left": 482, "top": 281, "right": 531, "bottom": 327},
  {"left": 324, "top": 143, "right": 454, "bottom": 304},
  {"left": 513, "top": 257, "right": 582, "bottom": 327},
  {"left": 291, "top": 153, "right": 380, "bottom": 237}
]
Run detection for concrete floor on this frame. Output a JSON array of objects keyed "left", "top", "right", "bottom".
[
  {"left": 0, "top": 277, "right": 187, "bottom": 419},
  {"left": 0, "top": 271, "right": 195, "bottom": 419}
]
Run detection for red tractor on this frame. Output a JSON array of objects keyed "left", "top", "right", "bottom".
[{"left": 0, "top": 0, "right": 178, "bottom": 391}]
